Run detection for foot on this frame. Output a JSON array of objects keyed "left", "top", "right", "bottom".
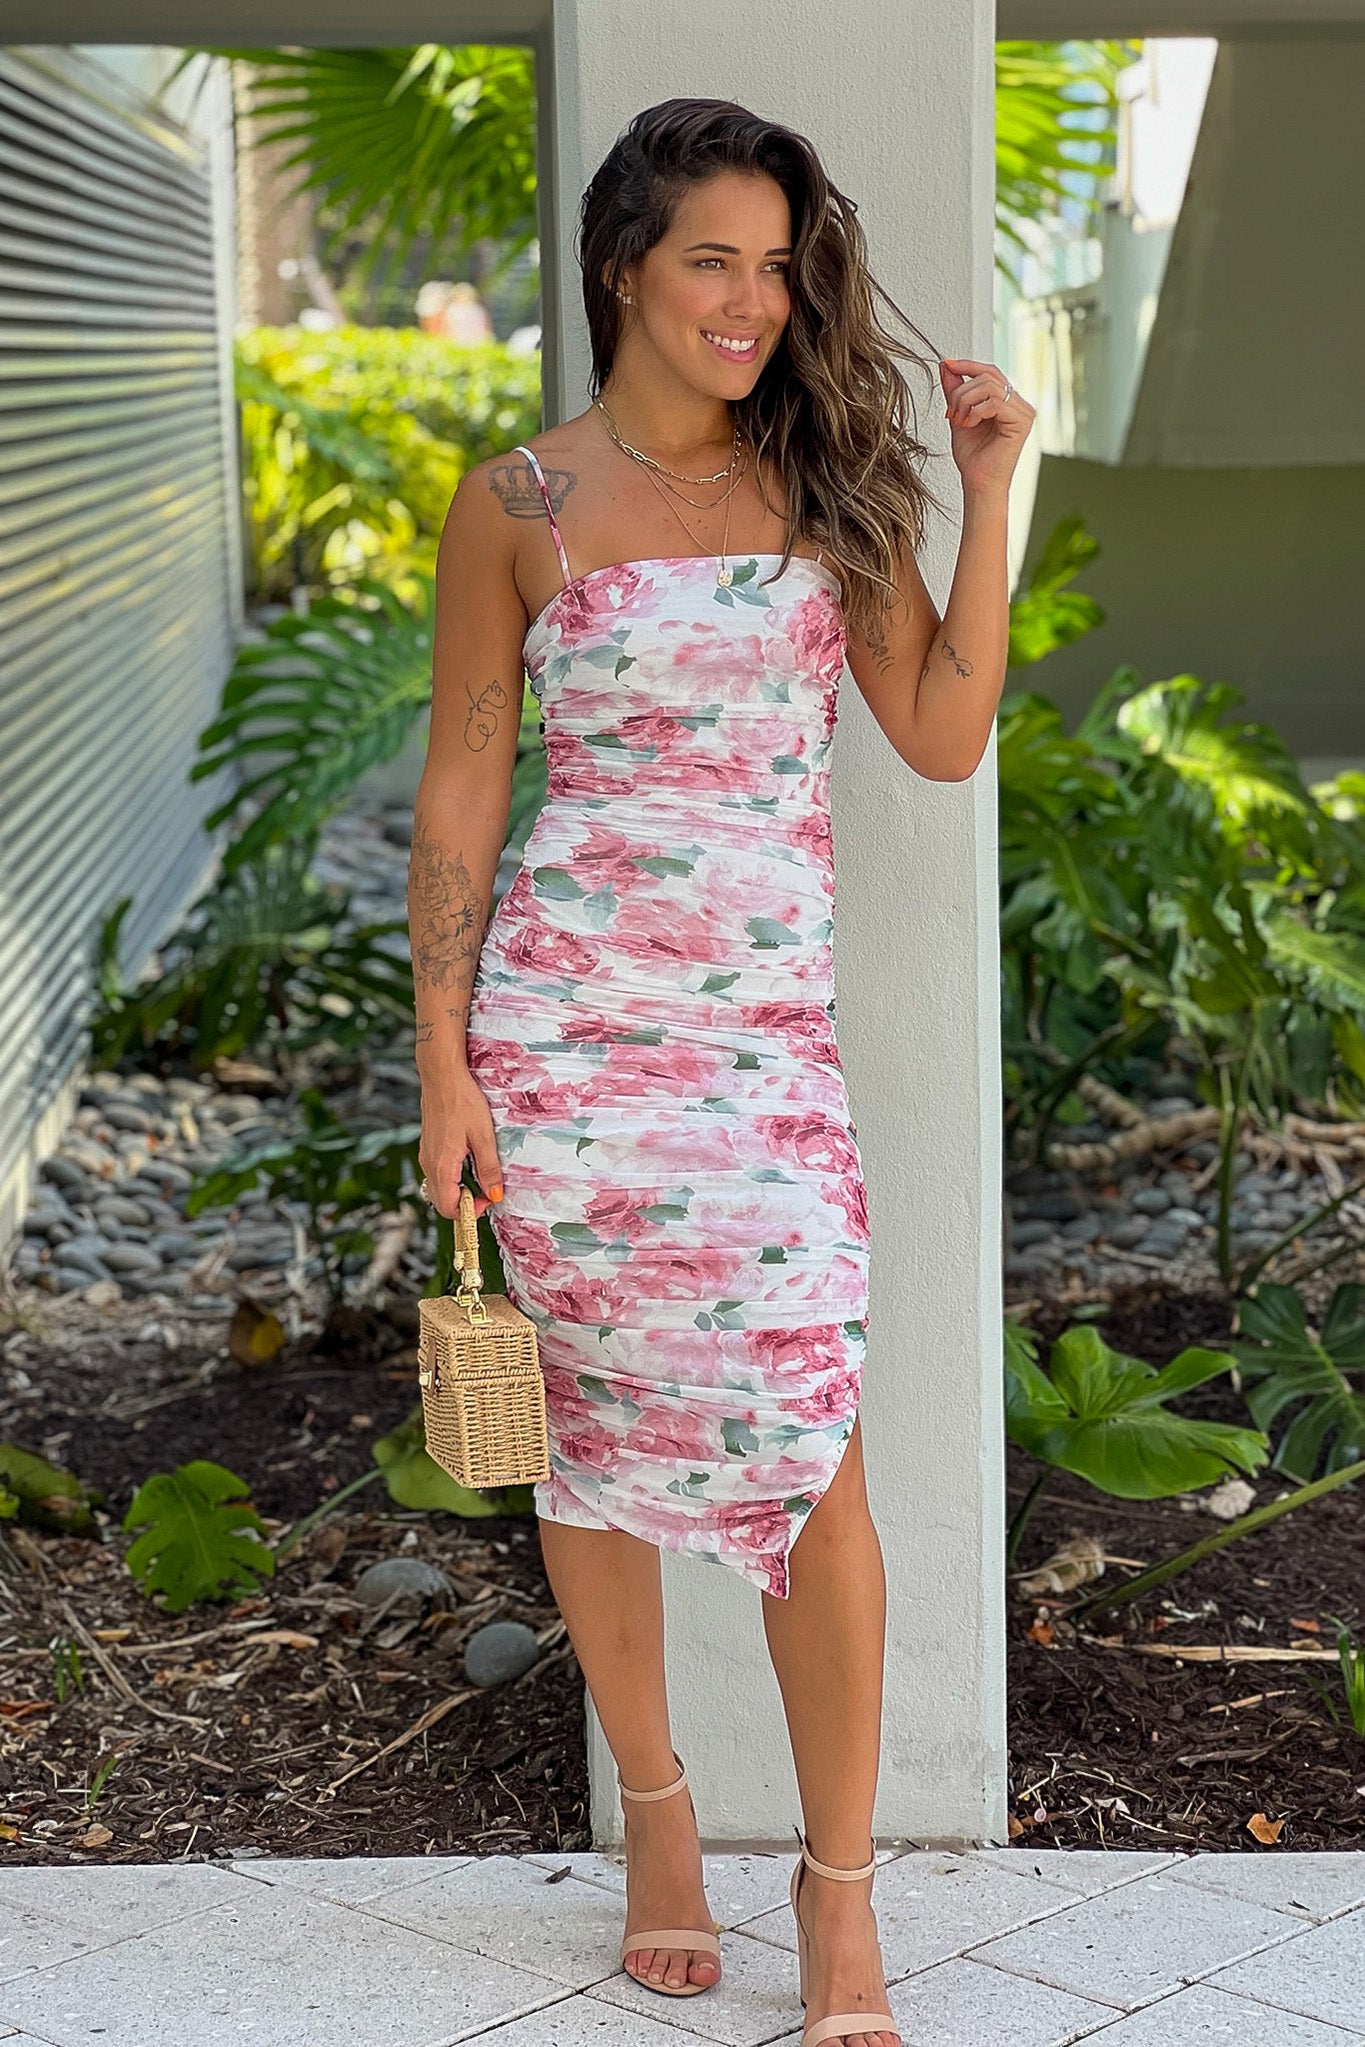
[
  {"left": 795, "top": 1857, "right": 899, "bottom": 2047},
  {"left": 620, "top": 1772, "right": 721, "bottom": 1993}
]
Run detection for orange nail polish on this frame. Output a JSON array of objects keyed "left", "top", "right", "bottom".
[{"left": 490, "top": 1185, "right": 504, "bottom": 1201}]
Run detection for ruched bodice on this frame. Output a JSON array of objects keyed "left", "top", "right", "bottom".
[{"left": 462, "top": 451, "right": 868, "bottom": 1599}]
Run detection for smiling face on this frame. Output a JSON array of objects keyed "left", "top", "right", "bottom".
[{"left": 616, "top": 169, "right": 794, "bottom": 398}]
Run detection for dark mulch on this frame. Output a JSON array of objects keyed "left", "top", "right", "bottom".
[
  {"left": 0, "top": 1290, "right": 590, "bottom": 1867},
  {"left": 1005, "top": 1281, "right": 1365, "bottom": 1852},
  {"left": 4, "top": 1272, "right": 1362, "bottom": 1867}
]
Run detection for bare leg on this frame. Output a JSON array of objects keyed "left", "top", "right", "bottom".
[
  {"left": 537, "top": 1520, "right": 720, "bottom": 1992},
  {"left": 761, "top": 1415, "right": 898, "bottom": 2047}
]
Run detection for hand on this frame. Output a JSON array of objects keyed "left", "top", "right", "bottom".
[
  {"left": 418, "top": 1070, "right": 504, "bottom": 1220},
  {"left": 940, "top": 356, "right": 1035, "bottom": 496}
]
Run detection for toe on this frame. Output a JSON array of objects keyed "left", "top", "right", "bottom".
[
  {"left": 663, "top": 1946, "right": 690, "bottom": 1988},
  {"left": 690, "top": 1952, "right": 721, "bottom": 1986}
]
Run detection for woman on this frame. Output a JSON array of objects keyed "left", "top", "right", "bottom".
[{"left": 410, "top": 97, "right": 1031, "bottom": 2047}]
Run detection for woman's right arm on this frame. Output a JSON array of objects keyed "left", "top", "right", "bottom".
[{"left": 409, "top": 462, "right": 530, "bottom": 1217}]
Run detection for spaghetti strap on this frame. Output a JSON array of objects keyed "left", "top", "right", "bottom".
[{"left": 513, "top": 442, "right": 572, "bottom": 588}]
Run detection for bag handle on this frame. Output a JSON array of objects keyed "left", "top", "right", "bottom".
[{"left": 450, "top": 1184, "right": 490, "bottom": 1322}]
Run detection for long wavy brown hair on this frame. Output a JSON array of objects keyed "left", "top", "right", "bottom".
[{"left": 578, "top": 97, "right": 953, "bottom": 646}]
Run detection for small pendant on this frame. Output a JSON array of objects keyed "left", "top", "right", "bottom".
[{"left": 716, "top": 561, "right": 733, "bottom": 587}]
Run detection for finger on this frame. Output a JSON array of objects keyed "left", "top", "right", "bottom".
[{"left": 469, "top": 1126, "right": 505, "bottom": 1209}]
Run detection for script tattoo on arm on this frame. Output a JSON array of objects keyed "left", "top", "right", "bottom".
[
  {"left": 464, "top": 675, "right": 510, "bottom": 751},
  {"left": 920, "top": 634, "right": 975, "bottom": 684},
  {"left": 408, "top": 817, "right": 488, "bottom": 1043}
]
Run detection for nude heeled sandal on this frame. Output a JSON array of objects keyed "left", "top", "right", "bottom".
[
  {"left": 617, "top": 1750, "right": 722, "bottom": 1998},
  {"left": 789, "top": 1832, "right": 900, "bottom": 2047}
]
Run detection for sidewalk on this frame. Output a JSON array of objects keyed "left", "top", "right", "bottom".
[{"left": 1, "top": 1843, "right": 1362, "bottom": 2044}]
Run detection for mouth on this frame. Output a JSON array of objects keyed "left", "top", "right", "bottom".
[{"left": 701, "top": 328, "right": 760, "bottom": 364}]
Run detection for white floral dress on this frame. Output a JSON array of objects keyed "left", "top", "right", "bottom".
[{"left": 463, "top": 444, "right": 869, "bottom": 1598}]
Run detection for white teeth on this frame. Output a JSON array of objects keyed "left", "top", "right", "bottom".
[{"left": 702, "top": 330, "right": 757, "bottom": 353}]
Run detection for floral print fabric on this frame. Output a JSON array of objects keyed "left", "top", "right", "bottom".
[{"left": 464, "top": 536, "right": 869, "bottom": 1599}]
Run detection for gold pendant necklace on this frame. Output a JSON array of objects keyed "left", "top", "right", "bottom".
[{"left": 639, "top": 446, "right": 746, "bottom": 587}]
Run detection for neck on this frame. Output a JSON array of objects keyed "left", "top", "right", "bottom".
[{"left": 597, "top": 368, "right": 735, "bottom": 466}]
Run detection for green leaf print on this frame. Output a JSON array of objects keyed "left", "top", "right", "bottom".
[
  {"left": 760, "top": 679, "right": 793, "bottom": 703},
  {"left": 747, "top": 917, "right": 802, "bottom": 948},
  {"left": 666, "top": 1471, "right": 713, "bottom": 1497},
  {"left": 748, "top": 1167, "right": 796, "bottom": 1182},
  {"left": 783, "top": 1494, "right": 816, "bottom": 1515},
  {"left": 722, "top": 1418, "right": 760, "bottom": 1457},
  {"left": 577, "top": 1374, "right": 617, "bottom": 1404},
  {"left": 771, "top": 755, "right": 808, "bottom": 774},
  {"left": 552, "top": 1222, "right": 606, "bottom": 1251},
  {"left": 634, "top": 855, "right": 696, "bottom": 879},
  {"left": 583, "top": 732, "right": 626, "bottom": 748},
  {"left": 733, "top": 1051, "right": 761, "bottom": 1070},
  {"left": 700, "top": 971, "right": 741, "bottom": 994},
  {"left": 533, "top": 865, "right": 584, "bottom": 899},
  {"left": 581, "top": 643, "right": 628, "bottom": 668},
  {"left": 728, "top": 559, "right": 760, "bottom": 585},
  {"left": 758, "top": 1246, "right": 789, "bottom": 1264},
  {"left": 580, "top": 885, "right": 619, "bottom": 930},
  {"left": 639, "top": 1201, "right": 693, "bottom": 1223},
  {"left": 614, "top": 653, "right": 637, "bottom": 677}
]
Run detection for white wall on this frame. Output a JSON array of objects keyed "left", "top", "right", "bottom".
[{"left": 549, "top": 0, "right": 1006, "bottom": 1849}]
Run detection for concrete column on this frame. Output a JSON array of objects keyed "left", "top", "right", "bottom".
[{"left": 548, "top": 0, "right": 1006, "bottom": 1848}]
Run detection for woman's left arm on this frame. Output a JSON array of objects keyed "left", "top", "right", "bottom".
[{"left": 845, "top": 357, "right": 1034, "bottom": 782}]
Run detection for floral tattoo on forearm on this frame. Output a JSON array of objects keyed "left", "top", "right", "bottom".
[{"left": 408, "top": 817, "right": 487, "bottom": 1044}]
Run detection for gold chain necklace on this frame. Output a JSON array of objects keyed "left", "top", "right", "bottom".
[
  {"left": 594, "top": 395, "right": 741, "bottom": 487},
  {"left": 638, "top": 445, "right": 749, "bottom": 588}
]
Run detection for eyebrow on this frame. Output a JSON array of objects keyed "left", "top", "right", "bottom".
[{"left": 682, "top": 241, "right": 792, "bottom": 255}]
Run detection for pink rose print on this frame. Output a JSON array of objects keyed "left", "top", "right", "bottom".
[{"left": 463, "top": 548, "right": 870, "bottom": 1600}]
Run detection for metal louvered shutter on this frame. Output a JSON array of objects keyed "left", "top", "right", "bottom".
[{"left": 0, "top": 47, "right": 240, "bottom": 1243}]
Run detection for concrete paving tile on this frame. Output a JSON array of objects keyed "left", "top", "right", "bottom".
[
  {"left": 0, "top": 1901, "right": 118, "bottom": 1987},
  {"left": 971, "top": 1850, "right": 1182, "bottom": 1898},
  {"left": 741, "top": 1850, "right": 1082, "bottom": 1981},
  {"left": 1065, "top": 1979, "right": 1365, "bottom": 2043},
  {"left": 0, "top": 1879, "right": 563, "bottom": 2047},
  {"left": 1167, "top": 1853, "right": 1365, "bottom": 1923},
  {"left": 458, "top": 1993, "right": 730, "bottom": 2043},
  {"left": 586, "top": 1925, "right": 800, "bottom": 2047},
  {"left": 229, "top": 1852, "right": 471, "bottom": 1907},
  {"left": 886, "top": 1955, "right": 1117, "bottom": 2045},
  {"left": 525, "top": 1848, "right": 881, "bottom": 1930},
  {"left": 0, "top": 1861, "right": 241, "bottom": 1943},
  {"left": 1206, "top": 1910, "right": 1365, "bottom": 2034},
  {"left": 970, "top": 1873, "right": 1304, "bottom": 2010},
  {"left": 359, "top": 1855, "right": 626, "bottom": 1990}
]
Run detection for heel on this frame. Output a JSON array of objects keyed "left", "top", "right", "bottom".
[{"left": 789, "top": 1830, "right": 900, "bottom": 2047}]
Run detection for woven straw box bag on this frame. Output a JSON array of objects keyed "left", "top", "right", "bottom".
[{"left": 418, "top": 1185, "right": 549, "bottom": 1490}]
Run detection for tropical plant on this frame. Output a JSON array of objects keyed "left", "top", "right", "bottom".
[
  {"left": 1004, "top": 1314, "right": 1268, "bottom": 1564},
  {"left": 235, "top": 328, "right": 540, "bottom": 598},
  {"left": 166, "top": 46, "right": 537, "bottom": 289},
  {"left": 995, "top": 40, "right": 1140, "bottom": 276},
  {"left": 194, "top": 577, "right": 437, "bottom": 868},
  {"left": 123, "top": 1461, "right": 276, "bottom": 1612},
  {"left": 90, "top": 841, "right": 413, "bottom": 1070},
  {"left": 1000, "top": 642, "right": 1365, "bottom": 1279},
  {"left": 1224, "top": 1282, "right": 1365, "bottom": 1481},
  {"left": 0, "top": 1444, "right": 101, "bottom": 1534},
  {"left": 192, "top": 572, "right": 548, "bottom": 882},
  {"left": 185, "top": 1089, "right": 426, "bottom": 1303}
]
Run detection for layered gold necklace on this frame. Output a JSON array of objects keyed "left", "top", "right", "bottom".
[{"left": 593, "top": 396, "right": 751, "bottom": 589}]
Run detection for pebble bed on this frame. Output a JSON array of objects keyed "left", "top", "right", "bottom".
[
  {"left": 1004, "top": 1065, "right": 1365, "bottom": 1298},
  {"left": 1, "top": 803, "right": 1358, "bottom": 1312},
  {"left": 2, "top": 805, "right": 433, "bottom": 1312}
]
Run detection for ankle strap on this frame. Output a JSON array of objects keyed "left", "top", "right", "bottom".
[
  {"left": 797, "top": 1829, "right": 877, "bottom": 1881},
  {"left": 618, "top": 1749, "right": 688, "bottom": 1803}
]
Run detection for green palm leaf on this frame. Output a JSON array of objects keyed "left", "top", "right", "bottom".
[
  {"left": 170, "top": 46, "right": 536, "bottom": 285},
  {"left": 194, "top": 577, "right": 435, "bottom": 868}
]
